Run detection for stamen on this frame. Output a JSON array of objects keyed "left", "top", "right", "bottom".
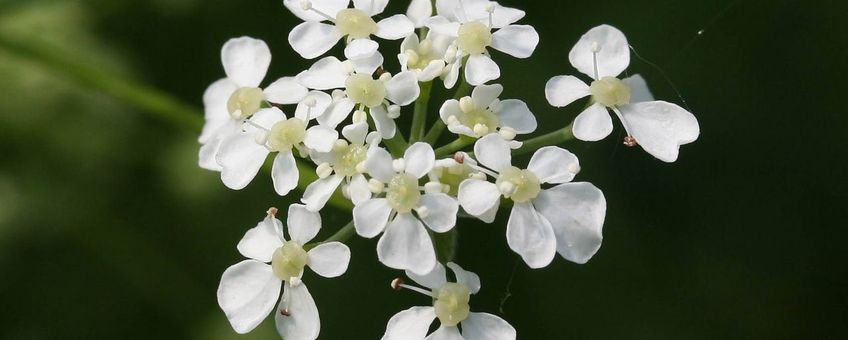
[
  {"left": 353, "top": 110, "right": 368, "bottom": 123},
  {"left": 245, "top": 120, "right": 270, "bottom": 133},
  {"left": 498, "top": 127, "right": 517, "bottom": 141},
  {"left": 316, "top": 163, "right": 334, "bottom": 179},
  {"left": 368, "top": 179, "right": 385, "bottom": 194},
  {"left": 302, "top": 1, "right": 336, "bottom": 22},
  {"left": 623, "top": 136, "right": 638, "bottom": 147},
  {"left": 392, "top": 159, "right": 406, "bottom": 173},
  {"left": 387, "top": 105, "right": 401, "bottom": 119},
  {"left": 267, "top": 207, "right": 279, "bottom": 217},
  {"left": 486, "top": 4, "right": 495, "bottom": 28},
  {"left": 591, "top": 49, "right": 600, "bottom": 81},
  {"left": 391, "top": 278, "right": 434, "bottom": 297},
  {"left": 453, "top": 152, "right": 466, "bottom": 164}
]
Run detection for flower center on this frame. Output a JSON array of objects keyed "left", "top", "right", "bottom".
[
  {"left": 457, "top": 97, "right": 499, "bottom": 137},
  {"left": 456, "top": 22, "right": 493, "bottom": 55},
  {"left": 345, "top": 74, "right": 387, "bottom": 108},
  {"left": 386, "top": 173, "right": 421, "bottom": 213},
  {"left": 334, "top": 143, "right": 368, "bottom": 177},
  {"left": 432, "top": 282, "right": 471, "bottom": 327},
  {"left": 405, "top": 40, "right": 435, "bottom": 70},
  {"left": 271, "top": 241, "right": 308, "bottom": 281},
  {"left": 590, "top": 76, "right": 631, "bottom": 108},
  {"left": 267, "top": 118, "right": 306, "bottom": 152},
  {"left": 496, "top": 166, "right": 541, "bottom": 202},
  {"left": 227, "top": 87, "right": 264, "bottom": 119},
  {"left": 436, "top": 163, "right": 474, "bottom": 196},
  {"left": 335, "top": 8, "right": 378, "bottom": 39}
]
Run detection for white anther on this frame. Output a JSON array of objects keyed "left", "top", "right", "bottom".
[
  {"left": 416, "top": 205, "right": 430, "bottom": 219},
  {"left": 254, "top": 131, "right": 269, "bottom": 145},
  {"left": 355, "top": 161, "right": 367, "bottom": 174},
  {"left": 316, "top": 163, "right": 333, "bottom": 179},
  {"left": 392, "top": 159, "right": 406, "bottom": 173},
  {"left": 368, "top": 179, "right": 385, "bottom": 194},
  {"left": 473, "top": 124, "right": 490, "bottom": 137},
  {"left": 387, "top": 105, "right": 401, "bottom": 119},
  {"left": 470, "top": 172, "right": 487, "bottom": 181},
  {"left": 567, "top": 162, "right": 581, "bottom": 174},
  {"left": 300, "top": 0, "right": 312, "bottom": 10},
  {"left": 289, "top": 277, "right": 303, "bottom": 287},
  {"left": 365, "top": 132, "right": 381, "bottom": 145},
  {"left": 486, "top": 4, "right": 495, "bottom": 13},
  {"left": 379, "top": 72, "right": 392, "bottom": 82},
  {"left": 341, "top": 184, "right": 351, "bottom": 199},
  {"left": 353, "top": 110, "right": 368, "bottom": 123},
  {"left": 424, "top": 181, "right": 444, "bottom": 194},
  {"left": 333, "top": 139, "right": 349, "bottom": 151},
  {"left": 498, "top": 181, "right": 516, "bottom": 197},
  {"left": 590, "top": 41, "right": 601, "bottom": 53},
  {"left": 303, "top": 97, "right": 318, "bottom": 107},
  {"left": 446, "top": 115, "right": 460, "bottom": 127},
  {"left": 498, "top": 127, "right": 516, "bottom": 141},
  {"left": 341, "top": 61, "right": 355, "bottom": 74},
  {"left": 332, "top": 89, "right": 346, "bottom": 100},
  {"left": 459, "top": 96, "right": 475, "bottom": 113}
]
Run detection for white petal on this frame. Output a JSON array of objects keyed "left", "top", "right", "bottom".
[
  {"left": 405, "top": 262, "right": 447, "bottom": 290},
  {"left": 354, "top": 0, "right": 388, "bottom": 15},
  {"left": 345, "top": 39, "right": 379, "bottom": 59},
  {"left": 418, "top": 60, "right": 447, "bottom": 82},
  {"left": 426, "top": 326, "right": 463, "bottom": 340},
  {"left": 473, "top": 134, "right": 511, "bottom": 172},
  {"left": 307, "top": 242, "right": 351, "bottom": 278},
  {"left": 407, "top": 0, "right": 433, "bottom": 27},
  {"left": 201, "top": 78, "right": 238, "bottom": 143},
  {"left": 199, "top": 140, "right": 223, "bottom": 171},
  {"left": 527, "top": 147, "right": 580, "bottom": 184},
  {"left": 572, "top": 103, "right": 613, "bottom": 142},
  {"left": 386, "top": 71, "right": 421, "bottom": 106},
  {"left": 545, "top": 75, "right": 590, "bottom": 108},
  {"left": 365, "top": 147, "right": 396, "bottom": 182},
  {"left": 283, "top": 0, "right": 350, "bottom": 22},
  {"left": 419, "top": 193, "right": 458, "bottom": 233},
  {"left": 381, "top": 307, "right": 437, "bottom": 340},
  {"left": 535, "top": 182, "right": 606, "bottom": 264},
  {"left": 446, "top": 262, "right": 480, "bottom": 294},
  {"left": 238, "top": 215, "right": 285, "bottom": 262},
  {"left": 377, "top": 213, "right": 437, "bottom": 275},
  {"left": 275, "top": 283, "right": 320, "bottom": 340},
  {"left": 471, "top": 83, "right": 503, "bottom": 108},
  {"left": 371, "top": 105, "right": 398, "bottom": 139},
  {"left": 221, "top": 37, "right": 271, "bottom": 87},
  {"left": 569, "top": 24, "right": 630, "bottom": 79},
  {"left": 506, "top": 203, "right": 556, "bottom": 269},
  {"left": 272, "top": 151, "right": 300, "bottom": 196},
  {"left": 623, "top": 74, "right": 654, "bottom": 103},
  {"left": 217, "top": 260, "right": 281, "bottom": 334},
  {"left": 457, "top": 179, "right": 501, "bottom": 221},
  {"left": 404, "top": 142, "right": 435, "bottom": 178},
  {"left": 376, "top": 15, "right": 416, "bottom": 40},
  {"left": 265, "top": 77, "right": 309, "bottom": 105},
  {"left": 301, "top": 175, "right": 344, "bottom": 212},
  {"left": 297, "top": 57, "right": 349, "bottom": 90},
  {"left": 218, "top": 133, "right": 270, "bottom": 190},
  {"left": 288, "top": 21, "right": 343, "bottom": 59},
  {"left": 318, "top": 98, "right": 355, "bottom": 128},
  {"left": 287, "top": 204, "right": 322, "bottom": 245},
  {"left": 477, "top": 203, "right": 500, "bottom": 224},
  {"left": 496, "top": 99, "right": 536, "bottom": 134},
  {"left": 348, "top": 174, "right": 372, "bottom": 205},
  {"left": 353, "top": 198, "right": 393, "bottom": 238},
  {"left": 342, "top": 122, "right": 369, "bottom": 145},
  {"left": 427, "top": 16, "right": 460, "bottom": 37},
  {"left": 305, "top": 125, "right": 339, "bottom": 153},
  {"left": 295, "top": 91, "right": 333, "bottom": 121},
  {"left": 461, "top": 313, "right": 516, "bottom": 340},
  {"left": 465, "top": 54, "right": 500, "bottom": 86},
  {"left": 439, "top": 99, "right": 462, "bottom": 122},
  {"left": 442, "top": 59, "right": 461, "bottom": 88},
  {"left": 619, "top": 101, "right": 700, "bottom": 162},
  {"left": 491, "top": 25, "right": 539, "bottom": 58}
]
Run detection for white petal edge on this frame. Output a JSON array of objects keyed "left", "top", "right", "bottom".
[
  {"left": 572, "top": 103, "right": 613, "bottom": 142},
  {"left": 491, "top": 25, "right": 539, "bottom": 59},
  {"left": 465, "top": 54, "right": 500, "bottom": 86},
  {"left": 301, "top": 175, "right": 345, "bottom": 212},
  {"left": 618, "top": 101, "right": 700, "bottom": 163},
  {"left": 568, "top": 24, "right": 630, "bottom": 79},
  {"left": 461, "top": 312, "right": 516, "bottom": 340},
  {"left": 381, "top": 306, "right": 437, "bottom": 340},
  {"left": 272, "top": 151, "right": 300, "bottom": 196},
  {"left": 473, "top": 134, "right": 511, "bottom": 172},
  {"left": 506, "top": 203, "right": 557, "bottom": 269},
  {"left": 527, "top": 147, "right": 580, "bottom": 184},
  {"left": 275, "top": 283, "right": 320, "bottom": 340},
  {"left": 418, "top": 193, "right": 458, "bottom": 233},
  {"left": 545, "top": 75, "right": 590, "bottom": 108},
  {"left": 534, "top": 182, "right": 606, "bottom": 264},
  {"left": 287, "top": 203, "right": 322, "bottom": 245},
  {"left": 457, "top": 179, "right": 501, "bottom": 221},
  {"left": 377, "top": 213, "right": 437, "bottom": 275},
  {"left": 217, "top": 260, "right": 281, "bottom": 334},
  {"left": 404, "top": 142, "right": 436, "bottom": 178},
  {"left": 221, "top": 37, "right": 271, "bottom": 88},
  {"left": 353, "top": 198, "right": 393, "bottom": 238},
  {"left": 288, "top": 21, "right": 343, "bottom": 59},
  {"left": 307, "top": 242, "right": 351, "bottom": 278}
]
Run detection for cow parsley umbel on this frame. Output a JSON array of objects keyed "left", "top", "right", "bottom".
[{"left": 199, "top": 1, "right": 700, "bottom": 339}]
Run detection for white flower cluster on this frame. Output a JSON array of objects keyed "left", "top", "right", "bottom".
[{"left": 200, "top": 1, "right": 700, "bottom": 339}]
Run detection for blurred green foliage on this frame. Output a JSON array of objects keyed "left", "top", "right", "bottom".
[{"left": 0, "top": 0, "right": 845, "bottom": 339}]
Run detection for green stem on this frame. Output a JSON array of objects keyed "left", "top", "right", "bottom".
[
  {"left": 383, "top": 131, "right": 408, "bottom": 158},
  {"left": 435, "top": 137, "right": 475, "bottom": 157},
  {"left": 424, "top": 78, "right": 472, "bottom": 144},
  {"left": 513, "top": 123, "right": 575, "bottom": 156},
  {"left": 305, "top": 221, "right": 355, "bottom": 250},
  {"left": 409, "top": 81, "right": 433, "bottom": 143},
  {"left": 433, "top": 229, "right": 458, "bottom": 264},
  {"left": 0, "top": 34, "right": 353, "bottom": 210}
]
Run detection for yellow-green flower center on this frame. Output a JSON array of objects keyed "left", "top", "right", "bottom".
[
  {"left": 435, "top": 163, "right": 474, "bottom": 196},
  {"left": 334, "top": 143, "right": 368, "bottom": 177},
  {"left": 496, "top": 166, "right": 541, "bottom": 203},
  {"left": 457, "top": 98, "right": 499, "bottom": 137},
  {"left": 386, "top": 173, "right": 421, "bottom": 213},
  {"left": 590, "top": 76, "right": 631, "bottom": 108},
  {"left": 227, "top": 87, "right": 264, "bottom": 119},
  {"left": 268, "top": 118, "right": 306, "bottom": 152},
  {"left": 271, "top": 241, "right": 308, "bottom": 281},
  {"left": 405, "top": 40, "right": 435, "bottom": 70},
  {"left": 345, "top": 74, "right": 387, "bottom": 108},
  {"left": 456, "top": 22, "right": 492, "bottom": 55},
  {"left": 432, "top": 282, "right": 471, "bottom": 327},
  {"left": 335, "top": 8, "right": 378, "bottom": 39}
]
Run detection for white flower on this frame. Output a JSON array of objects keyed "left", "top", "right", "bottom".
[
  {"left": 216, "top": 107, "right": 339, "bottom": 195},
  {"left": 428, "top": 0, "right": 539, "bottom": 85},
  {"left": 428, "top": 157, "right": 477, "bottom": 197},
  {"left": 297, "top": 54, "right": 420, "bottom": 139},
  {"left": 217, "top": 206, "right": 351, "bottom": 340},
  {"left": 200, "top": 37, "right": 308, "bottom": 171},
  {"left": 440, "top": 83, "right": 537, "bottom": 139},
  {"left": 545, "top": 24, "right": 700, "bottom": 162},
  {"left": 301, "top": 122, "right": 380, "bottom": 212},
  {"left": 285, "top": 0, "right": 415, "bottom": 59},
  {"left": 457, "top": 134, "right": 607, "bottom": 268},
  {"left": 398, "top": 30, "right": 455, "bottom": 82},
  {"left": 382, "top": 262, "right": 516, "bottom": 340},
  {"left": 353, "top": 143, "right": 459, "bottom": 274}
]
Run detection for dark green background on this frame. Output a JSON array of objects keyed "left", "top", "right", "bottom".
[{"left": 0, "top": 0, "right": 845, "bottom": 338}]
